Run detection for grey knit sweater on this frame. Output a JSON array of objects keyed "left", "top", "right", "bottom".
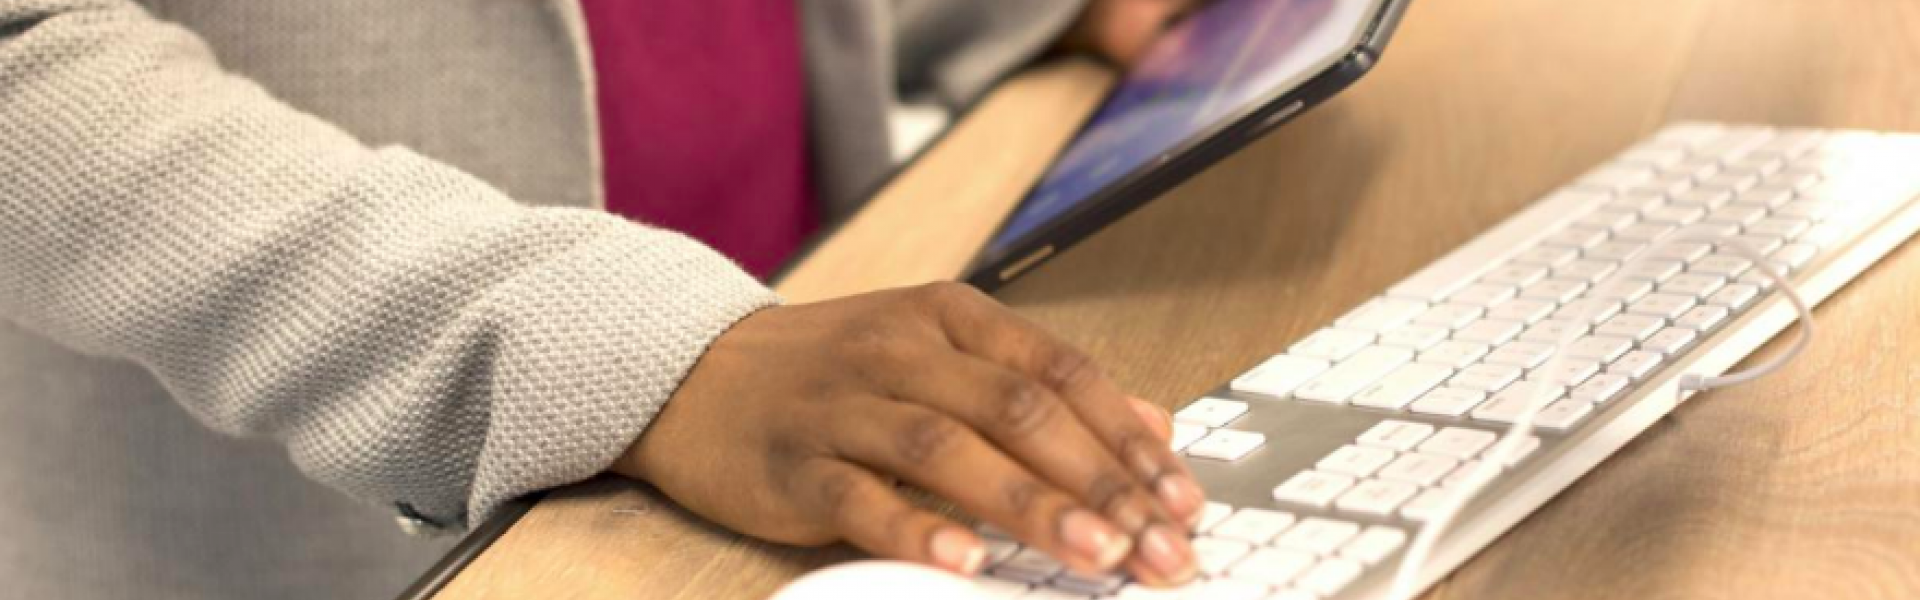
[{"left": 0, "top": 0, "right": 1083, "bottom": 534}]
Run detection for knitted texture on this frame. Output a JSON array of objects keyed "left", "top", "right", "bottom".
[{"left": 0, "top": 0, "right": 780, "bottom": 528}]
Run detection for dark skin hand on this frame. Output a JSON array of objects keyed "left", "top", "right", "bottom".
[{"left": 615, "top": 283, "right": 1204, "bottom": 585}]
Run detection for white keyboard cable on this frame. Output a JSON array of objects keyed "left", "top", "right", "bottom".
[{"left": 1388, "top": 230, "right": 1817, "bottom": 600}]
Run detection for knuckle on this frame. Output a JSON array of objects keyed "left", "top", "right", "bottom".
[
  {"left": 1037, "top": 345, "right": 1101, "bottom": 391},
  {"left": 813, "top": 466, "right": 863, "bottom": 517},
  {"left": 1001, "top": 478, "right": 1042, "bottom": 515},
  {"left": 1084, "top": 470, "right": 1139, "bottom": 514},
  {"left": 837, "top": 315, "right": 906, "bottom": 360},
  {"left": 988, "top": 376, "right": 1058, "bottom": 438},
  {"left": 897, "top": 413, "right": 966, "bottom": 467}
]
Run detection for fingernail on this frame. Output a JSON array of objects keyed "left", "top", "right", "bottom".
[
  {"left": 1155, "top": 473, "right": 1205, "bottom": 519},
  {"left": 1109, "top": 498, "right": 1151, "bottom": 535},
  {"left": 1140, "top": 524, "right": 1197, "bottom": 584},
  {"left": 1061, "top": 509, "right": 1131, "bottom": 569},
  {"left": 930, "top": 528, "right": 986, "bottom": 575}
]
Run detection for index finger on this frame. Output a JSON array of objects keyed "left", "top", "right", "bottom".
[{"left": 915, "top": 283, "right": 1208, "bottom": 524}]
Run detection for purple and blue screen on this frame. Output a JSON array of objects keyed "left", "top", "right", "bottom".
[{"left": 984, "top": 0, "right": 1375, "bottom": 257}]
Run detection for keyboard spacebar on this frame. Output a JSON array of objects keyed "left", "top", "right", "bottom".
[{"left": 1387, "top": 188, "right": 1603, "bottom": 302}]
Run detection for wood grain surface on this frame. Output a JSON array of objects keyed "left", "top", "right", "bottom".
[{"left": 435, "top": 1, "right": 1920, "bottom": 598}]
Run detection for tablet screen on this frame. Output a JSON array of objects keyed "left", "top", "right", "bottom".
[{"left": 982, "top": 0, "right": 1380, "bottom": 259}]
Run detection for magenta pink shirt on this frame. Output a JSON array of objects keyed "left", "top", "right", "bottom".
[{"left": 580, "top": 0, "right": 817, "bottom": 278}]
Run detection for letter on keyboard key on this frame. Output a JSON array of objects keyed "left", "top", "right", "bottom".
[
  {"left": 1174, "top": 397, "right": 1248, "bottom": 427},
  {"left": 1356, "top": 419, "right": 1437, "bottom": 451},
  {"left": 1293, "top": 347, "right": 1413, "bottom": 403},
  {"left": 1274, "top": 517, "right": 1361, "bottom": 556},
  {"left": 1272, "top": 470, "right": 1357, "bottom": 507},
  {"left": 1230, "top": 355, "right": 1330, "bottom": 398},
  {"left": 1186, "top": 429, "right": 1266, "bottom": 461},
  {"left": 1351, "top": 363, "right": 1452, "bottom": 409},
  {"left": 1210, "top": 508, "right": 1297, "bottom": 544}
]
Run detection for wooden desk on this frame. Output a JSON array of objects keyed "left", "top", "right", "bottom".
[{"left": 435, "top": 1, "right": 1920, "bottom": 598}]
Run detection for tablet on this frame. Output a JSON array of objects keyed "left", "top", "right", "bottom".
[{"left": 965, "top": 0, "right": 1410, "bottom": 290}]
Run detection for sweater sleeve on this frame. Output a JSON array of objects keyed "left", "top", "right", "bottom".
[{"left": 0, "top": 0, "right": 780, "bottom": 530}]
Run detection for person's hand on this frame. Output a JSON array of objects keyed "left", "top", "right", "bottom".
[
  {"left": 613, "top": 282, "right": 1204, "bottom": 586},
  {"left": 1061, "top": 0, "right": 1205, "bottom": 68}
]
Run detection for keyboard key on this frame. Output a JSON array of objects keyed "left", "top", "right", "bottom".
[
  {"left": 1334, "top": 479, "right": 1420, "bottom": 516},
  {"left": 1618, "top": 259, "right": 1683, "bottom": 283},
  {"left": 1274, "top": 517, "right": 1361, "bottom": 556},
  {"left": 1651, "top": 242, "right": 1714, "bottom": 263},
  {"left": 1701, "top": 171, "right": 1761, "bottom": 193},
  {"left": 1471, "top": 383, "right": 1566, "bottom": 423},
  {"left": 1706, "top": 283, "right": 1761, "bottom": 310},
  {"left": 1730, "top": 234, "right": 1786, "bottom": 255},
  {"left": 1190, "top": 537, "right": 1254, "bottom": 576},
  {"left": 1316, "top": 444, "right": 1397, "bottom": 477},
  {"left": 1566, "top": 335, "right": 1633, "bottom": 362},
  {"left": 1272, "top": 471, "right": 1357, "bottom": 508},
  {"left": 1224, "top": 548, "right": 1316, "bottom": 588},
  {"left": 1542, "top": 227, "right": 1608, "bottom": 250},
  {"left": 1483, "top": 435, "right": 1542, "bottom": 466},
  {"left": 1571, "top": 210, "right": 1635, "bottom": 233},
  {"left": 1662, "top": 273, "right": 1727, "bottom": 298},
  {"left": 1690, "top": 254, "right": 1754, "bottom": 277},
  {"left": 1556, "top": 259, "right": 1620, "bottom": 284},
  {"left": 1521, "top": 318, "right": 1591, "bottom": 343},
  {"left": 1597, "top": 313, "right": 1666, "bottom": 341},
  {"left": 1441, "top": 460, "right": 1498, "bottom": 489},
  {"left": 1777, "top": 200, "right": 1836, "bottom": 221},
  {"left": 1409, "top": 387, "right": 1486, "bottom": 417},
  {"left": 1706, "top": 204, "right": 1768, "bottom": 227},
  {"left": 1454, "top": 318, "right": 1524, "bottom": 345},
  {"left": 1588, "top": 240, "right": 1649, "bottom": 261},
  {"left": 1449, "top": 283, "right": 1517, "bottom": 306},
  {"left": 1400, "top": 488, "right": 1458, "bottom": 521},
  {"left": 1052, "top": 572, "right": 1126, "bottom": 596},
  {"left": 1514, "top": 245, "right": 1579, "bottom": 267},
  {"left": 1196, "top": 502, "right": 1235, "bottom": 533},
  {"left": 1534, "top": 398, "right": 1594, "bottom": 430},
  {"left": 1170, "top": 423, "right": 1207, "bottom": 452},
  {"left": 1485, "top": 341, "right": 1556, "bottom": 369},
  {"left": 1672, "top": 188, "right": 1733, "bottom": 209},
  {"left": 1296, "top": 558, "right": 1366, "bottom": 597},
  {"left": 1615, "top": 222, "right": 1676, "bottom": 242},
  {"left": 1608, "top": 350, "right": 1665, "bottom": 380},
  {"left": 1418, "top": 427, "right": 1498, "bottom": 459},
  {"left": 1738, "top": 184, "right": 1798, "bottom": 208},
  {"left": 1351, "top": 363, "right": 1453, "bottom": 410},
  {"left": 1415, "top": 303, "right": 1486, "bottom": 329},
  {"left": 1210, "top": 508, "right": 1297, "bottom": 544},
  {"left": 1186, "top": 429, "right": 1266, "bottom": 461},
  {"left": 1769, "top": 243, "right": 1820, "bottom": 273},
  {"left": 1337, "top": 297, "right": 1430, "bottom": 332},
  {"left": 1675, "top": 305, "right": 1731, "bottom": 331},
  {"left": 1635, "top": 292, "right": 1697, "bottom": 321},
  {"left": 1749, "top": 217, "right": 1811, "bottom": 239},
  {"left": 1488, "top": 297, "right": 1557, "bottom": 324},
  {"left": 1357, "top": 419, "right": 1436, "bottom": 451},
  {"left": 1520, "top": 278, "right": 1589, "bottom": 304},
  {"left": 1289, "top": 327, "right": 1376, "bottom": 360},
  {"left": 1375, "top": 452, "right": 1460, "bottom": 486},
  {"left": 1572, "top": 372, "right": 1632, "bottom": 403},
  {"left": 1530, "top": 359, "right": 1600, "bottom": 387},
  {"left": 1294, "top": 347, "right": 1415, "bottom": 403},
  {"left": 994, "top": 548, "right": 1065, "bottom": 583},
  {"left": 1418, "top": 340, "right": 1491, "bottom": 368},
  {"left": 1174, "top": 397, "right": 1248, "bottom": 427},
  {"left": 1380, "top": 323, "right": 1450, "bottom": 350},
  {"left": 1643, "top": 327, "right": 1699, "bottom": 356},
  {"left": 1646, "top": 205, "right": 1707, "bottom": 225},
  {"left": 1450, "top": 363, "right": 1523, "bottom": 393},
  {"left": 1339, "top": 526, "right": 1408, "bottom": 565},
  {"left": 1231, "top": 355, "right": 1331, "bottom": 398}
]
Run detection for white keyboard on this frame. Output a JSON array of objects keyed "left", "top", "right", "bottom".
[{"left": 972, "top": 123, "right": 1920, "bottom": 599}]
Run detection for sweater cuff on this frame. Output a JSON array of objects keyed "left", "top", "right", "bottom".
[{"left": 455, "top": 219, "right": 780, "bottom": 528}]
